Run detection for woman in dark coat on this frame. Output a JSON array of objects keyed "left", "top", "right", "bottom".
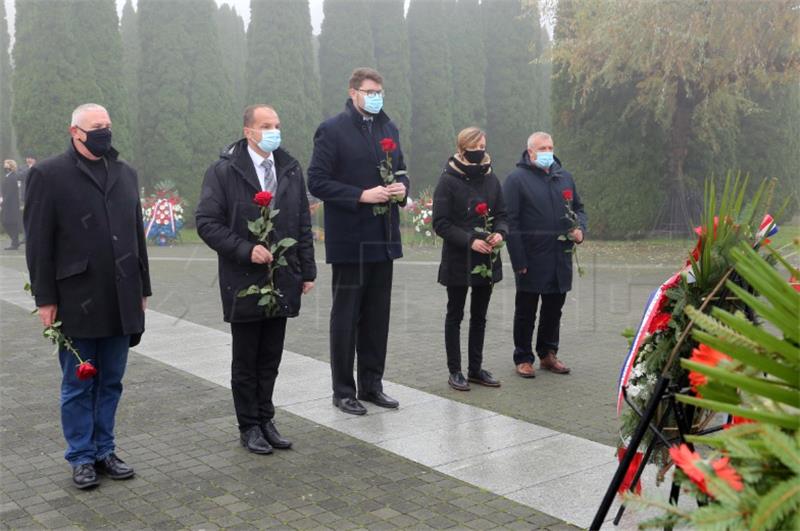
[
  {"left": 2, "top": 159, "right": 22, "bottom": 250},
  {"left": 432, "top": 127, "right": 508, "bottom": 391}
]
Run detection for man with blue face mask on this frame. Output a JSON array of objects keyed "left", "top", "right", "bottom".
[
  {"left": 504, "top": 132, "right": 587, "bottom": 379},
  {"left": 196, "top": 105, "right": 317, "bottom": 454},
  {"left": 308, "top": 67, "right": 410, "bottom": 416}
]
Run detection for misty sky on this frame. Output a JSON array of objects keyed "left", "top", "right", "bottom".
[{"left": 3, "top": 0, "right": 327, "bottom": 37}]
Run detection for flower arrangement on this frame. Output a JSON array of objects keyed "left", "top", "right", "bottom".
[
  {"left": 142, "top": 180, "right": 185, "bottom": 246},
  {"left": 410, "top": 189, "right": 435, "bottom": 245}
]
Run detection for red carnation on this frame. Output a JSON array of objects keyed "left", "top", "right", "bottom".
[
  {"left": 475, "top": 202, "right": 489, "bottom": 216},
  {"left": 76, "top": 361, "right": 98, "bottom": 381},
  {"left": 254, "top": 191, "right": 273, "bottom": 208},
  {"left": 648, "top": 312, "right": 671, "bottom": 334},
  {"left": 380, "top": 138, "right": 398, "bottom": 153},
  {"left": 562, "top": 189, "right": 573, "bottom": 201}
]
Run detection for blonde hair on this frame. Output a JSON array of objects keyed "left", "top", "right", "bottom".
[
  {"left": 456, "top": 127, "right": 486, "bottom": 154},
  {"left": 4, "top": 159, "right": 17, "bottom": 171}
]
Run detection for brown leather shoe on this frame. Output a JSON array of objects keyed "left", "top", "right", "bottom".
[
  {"left": 540, "top": 352, "right": 570, "bottom": 374},
  {"left": 516, "top": 362, "right": 536, "bottom": 378}
]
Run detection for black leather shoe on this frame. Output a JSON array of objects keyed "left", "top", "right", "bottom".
[
  {"left": 95, "top": 453, "right": 135, "bottom": 479},
  {"left": 261, "top": 420, "right": 292, "bottom": 449},
  {"left": 448, "top": 371, "right": 470, "bottom": 391},
  {"left": 357, "top": 391, "right": 399, "bottom": 409},
  {"left": 72, "top": 463, "right": 99, "bottom": 489},
  {"left": 332, "top": 396, "right": 367, "bottom": 415},
  {"left": 468, "top": 369, "right": 501, "bottom": 387},
  {"left": 240, "top": 425, "right": 273, "bottom": 454}
]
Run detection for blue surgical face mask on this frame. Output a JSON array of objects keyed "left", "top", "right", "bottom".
[
  {"left": 533, "top": 151, "right": 554, "bottom": 169},
  {"left": 362, "top": 93, "right": 384, "bottom": 114},
  {"left": 257, "top": 129, "right": 281, "bottom": 153}
]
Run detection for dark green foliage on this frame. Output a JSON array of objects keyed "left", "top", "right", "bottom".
[
  {"left": 318, "top": 0, "right": 376, "bottom": 118},
  {"left": 482, "top": 0, "right": 546, "bottom": 177},
  {"left": 369, "top": 0, "right": 412, "bottom": 156},
  {"left": 0, "top": 0, "right": 13, "bottom": 157},
  {"left": 138, "top": 0, "right": 236, "bottom": 205},
  {"left": 120, "top": 0, "right": 140, "bottom": 166},
  {"left": 407, "top": 0, "right": 456, "bottom": 190},
  {"left": 217, "top": 4, "right": 247, "bottom": 113},
  {"left": 246, "top": 0, "right": 321, "bottom": 168},
  {"left": 447, "top": 0, "right": 487, "bottom": 133},
  {"left": 12, "top": 0, "right": 131, "bottom": 160}
]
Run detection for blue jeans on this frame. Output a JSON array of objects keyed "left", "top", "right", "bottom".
[{"left": 59, "top": 336, "right": 129, "bottom": 466}]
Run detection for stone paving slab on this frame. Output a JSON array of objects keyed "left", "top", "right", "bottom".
[{"left": 0, "top": 299, "right": 574, "bottom": 530}]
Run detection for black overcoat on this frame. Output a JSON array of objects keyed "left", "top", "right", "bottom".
[
  {"left": 433, "top": 157, "right": 508, "bottom": 286},
  {"left": 24, "top": 142, "right": 152, "bottom": 339},
  {"left": 1, "top": 170, "right": 22, "bottom": 227},
  {"left": 307, "top": 100, "right": 410, "bottom": 264},
  {"left": 196, "top": 139, "right": 316, "bottom": 323},
  {"left": 504, "top": 152, "right": 587, "bottom": 294}
]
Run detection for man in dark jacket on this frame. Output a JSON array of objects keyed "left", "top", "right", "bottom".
[
  {"left": 504, "top": 132, "right": 587, "bottom": 378},
  {"left": 196, "top": 104, "right": 316, "bottom": 454},
  {"left": 25, "top": 103, "right": 151, "bottom": 489},
  {"left": 2, "top": 159, "right": 22, "bottom": 249},
  {"left": 307, "top": 67, "right": 409, "bottom": 415}
]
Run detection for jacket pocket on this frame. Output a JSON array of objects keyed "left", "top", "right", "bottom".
[{"left": 56, "top": 258, "right": 89, "bottom": 280}]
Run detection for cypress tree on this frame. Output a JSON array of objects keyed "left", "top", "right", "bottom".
[
  {"left": 369, "top": 0, "right": 412, "bottom": 157},
  {"left": 0, "top": 0, "right": 13, "bottom": 157},
  {"left": 120, "top": 0, "right": 140, "bottom": 166},
  {"left": 482, "top": 0, "right": 544, "bottom": 177},
  {"left": 217, "top": 4, "right": 247, "bottom": 114},
  {"left": 247, "top": 0, "right": 321, "bottom": 167},
  {"left": 318, "top": 0, "right": 376, "bottom": 118},
  {"left": 12, "top": 0, "right": 130, "bottom": 160},
  {"left": 138, "top": 0, "right": 236, "bottom": 205},
  {"left": 447, "top": 0, "right": 487, "bottom": 132},
  {"left": 407, "top": 0, "right": 456, "bottom": 190}
]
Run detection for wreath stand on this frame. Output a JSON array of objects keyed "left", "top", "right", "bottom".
[{"left": 589, "top": 269, "right": 734, "bottom": 530}]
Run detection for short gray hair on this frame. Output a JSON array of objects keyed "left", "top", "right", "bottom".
[
  {"left": 71, "top": 103, "right": 108, "bottom": 126},
  {"left": 527, "top": 131, "right": 552, "bottom": 150}
]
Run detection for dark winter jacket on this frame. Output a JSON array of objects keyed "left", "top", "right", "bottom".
[
  {"left": 504, "top": 152, "right": 587, "bottom": 294},
  {"left": 196, "top": 139, "right": 316, "bottom": 322},
  {"left": 433, "top": 156, "right": 508, "bottom": 286},
  {"left": 24, "top": 142, "right": 152, "bottom": 339},
  {"left": 307, "top": 99, "right": 410, "bottom": 264},
  {"left": 1, "top": 169, "right": 22, "bottom": 227}
]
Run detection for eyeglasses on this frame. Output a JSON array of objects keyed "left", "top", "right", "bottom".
[{"left": 356, "top": 89, "right": 384, "bottom": 97}]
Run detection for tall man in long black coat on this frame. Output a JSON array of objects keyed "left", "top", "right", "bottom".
[
  {"left": 25, "top": 103, "right": 151, "bottom": 489},
  {"left": 308, "top": 67, "right": 410, "bottom": 415},
  {"left": 196, "top": 105, "right": 316, "bottom": 454},
  {"left": 2, "top": 159, "right": 22, "bottom": 249},
  {"left": 504, "top": 132, "right": 587, "bottom": 378}
]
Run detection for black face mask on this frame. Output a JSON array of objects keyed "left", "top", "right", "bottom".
[
  {"left": 464, "top": 149, "right": 485, "bottom": 164},
  {"left": 79, "top": 127, "right": 113, "bottom": 157}
]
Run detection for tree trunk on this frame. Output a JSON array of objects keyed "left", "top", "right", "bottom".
[{"left": 660, "top": 78, "right": 697, "bottom": 235}]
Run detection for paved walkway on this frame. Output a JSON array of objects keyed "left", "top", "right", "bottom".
[{"left": 0, "top": 261, "right": 690, "bottom": 529}]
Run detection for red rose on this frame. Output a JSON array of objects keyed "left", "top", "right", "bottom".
[
  {"left": 380, "top": 138, "right": 398, "bottom": 153},
  {"left": 475, "top": 202, "right": 489, "bottom": 216},
  {"left": 562, "top": 189, "right": 573, "bottom": 201},
  {"left": 254, "top": 191, "right": 273, "bottom": 208},
  {"left": 76, "top": 361, "right": 97, "bottom": 380}
]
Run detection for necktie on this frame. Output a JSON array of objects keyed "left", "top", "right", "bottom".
[
  {"left": 260, "top": 158, "right": 276, "bottom": 194},
  {"left": 363, "top": 116, "right": 373, "bottom": 134}
]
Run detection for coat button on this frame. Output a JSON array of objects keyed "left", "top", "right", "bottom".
[{"left": 112, "top": 235, "right": 118, "bottom": 241}]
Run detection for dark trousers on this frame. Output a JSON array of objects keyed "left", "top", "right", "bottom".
[
  {"left": 59, "top": 336, "right": 130, "bottom": 466},
  {"left": 230, "top": 318, "right": 287, "bottom": 431},
  {"left": 512, "top": 291, "right": 567, "bottom": 364},
  {"left": 330, "top": 261, "right": 393, "bottom": 398},
  {"left": 2, "top": 220, "right": 19, "bottom": 247},
  {"left": 445, "top": 285, "right": 492, "bottom": 374}
]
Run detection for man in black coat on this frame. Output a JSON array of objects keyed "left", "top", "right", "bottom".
[
  {"left": 24, "top": 103, "right": 151, "bottom": 489},
  {"left": 307, "top": 67, "right": 409, "bottom": 415},
  {"left": 2, "top": 159, "right": 22, "bottom": 249},
  {"left": 504, "top": 132, "right": 587, "bottom": 378},
  {"left": 196, "top": 104, "right": 316, "bottom": 454}
]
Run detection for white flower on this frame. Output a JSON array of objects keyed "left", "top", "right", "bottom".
[{"left": 425, "top": 230, "right": 432, "bottom": 237}]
